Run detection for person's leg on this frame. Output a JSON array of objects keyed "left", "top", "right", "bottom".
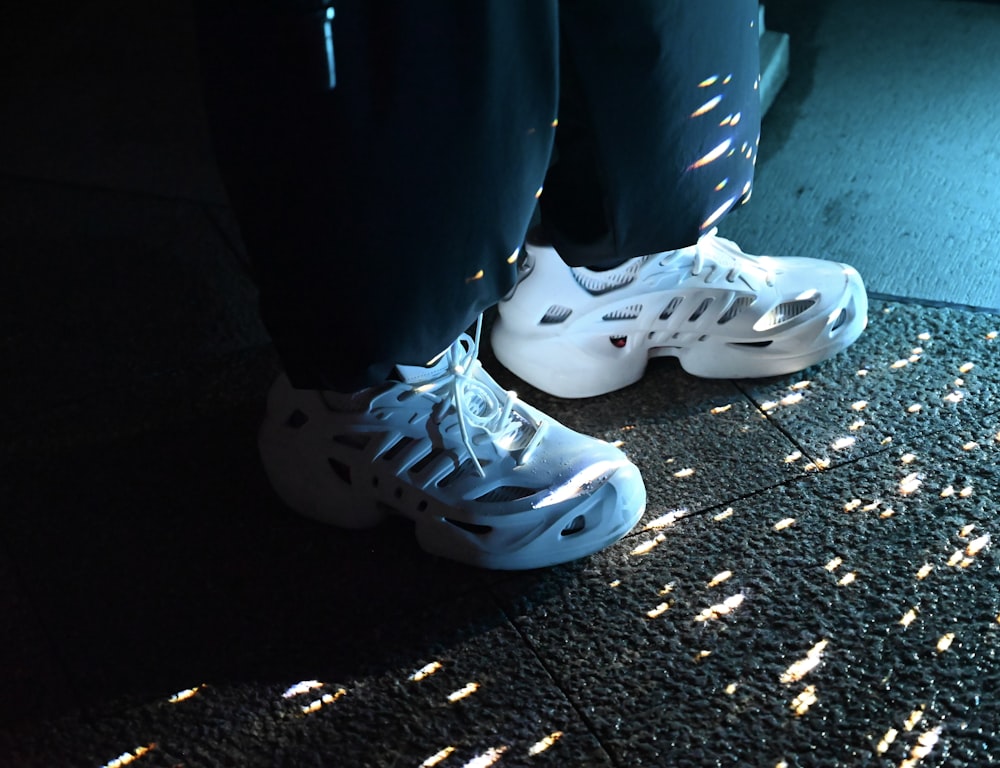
[
  {"left": 492, "top": 0, "right": 868, "bottom": 398},
  {"left": 542, "top": 0, "right": 761, "bottom": 266},
  {"left": 196, "top": 0, "right": 557, "bottom": 391},
  {"left": 194, "top": 1, "right": 647, "bottom": 569}
]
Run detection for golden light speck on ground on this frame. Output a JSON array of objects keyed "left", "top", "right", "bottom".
[
  {"left": 282, "top": 680, "right": 323, "bottom": 699},
  {"left": 899, "top": 473, "right": 923, "bottom": 495},
  {"left": 420, "top": 746, "right": 456, "bottom": 767},
  {"left": 99, "top": 744, "right": 156, "bottom": 768},
  {"left": 936, "top": 634, "right": 955, "bottom": 653},
  {"left": 301, "top": 688, "right": 346, "bottom": 715},
  {"left": 790, "top": 685, "right": 818, "bottom": 716},
  {"left": 409, "top": 661, "right": 443, "bottom": 682},
  {"left": 460, "top": 746, "right": 507, "bottom": 767},
  {"left": 781, "top": 640, "right": 829, "bottom": 685},
  {"left": 644, "top": 510, "right": 688, "bottom": 530},
  {"left": 876, "top": 727, "right": 899, "bottom": 754},
  {"left": 646, "top": 602, "right": 671, "bottom": 619},
  {"left": 527, "top": 732, "right": 563, "bottom": 756},
  {"left": 630, "top": 533, "right": 666, "bottom": 556},
  {"left": 708, "top": 570, "right": 733, "bottom": 587},
  {"left": 694, "top": 593, "right": 745, "bottom": 622},
  {"left": 446, "top": 683, "right": 480, "bottom": 703},
  {"left": 903, "top": 708, "right": 926, "bottom": 732},
  {"left": 899, "top": 727, "right": 943, "bottom": 768},
  {"left": 168, "top": 685, "right": 203, "bottom": 703}
]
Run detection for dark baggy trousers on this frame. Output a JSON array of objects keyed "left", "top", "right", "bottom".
[{"left": 196, "top": 0, "right": 760, "bottom": 391}]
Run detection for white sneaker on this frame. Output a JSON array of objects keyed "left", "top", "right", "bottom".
[
  {"left": 492, "top": 230, "right": 868, "bottom": 398},
  {"left": 258, "top": 318, "right": 646, "bottom": 569}
]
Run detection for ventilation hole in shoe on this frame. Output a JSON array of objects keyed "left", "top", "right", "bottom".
[
  {"left": 572, "top": 269, "right": 639, "bottom": 295},
  {"left": 602, "top": 304, "right": 642, "bottom": 321},
  {"left": 409, "top": 448, "right": 443, "bottom": 475},
  {"left": 561, "top": 515, "right": 586, "bottom": 536},
  {"left": 393, "top": 487, "right": 403, "bottom": 499},
  {"left": 688, "top": 298, "right": 714, "bottom": 322},
  {"left": 417, "top": 500, "right": 428, "bottom": 512},
  {"left": 381, "top": 436, "right": 414, "bottom": 461},
  {"left": 334, "top": 433, "right": 372, "bottom": 451},
  {"left": 757, "top": 298, "right": 817, "bottom": 330},
  {"left": 610, "top": 336, "right": 627, "bottom": 349},
  {"left": 437, "top": 458, "right": 476, "bottom": 488},
  {"left": 717, "top": 296, "right": 755, "bottom": 325},
  {"left": 327, "top": 457, "right": 351, "bottom": 485},
  {"left": 475, "top": 486, "right": 539, "bottom": 503},
  {"left": 371, "top": 476, "right": 380, "bottom": 487},
  {"left": 540, "top": 305, "right": 573, "bottom": 324},
  {"left": 730, "top": 340, "right": 773, "bottom": 348},
  {"left": 830, "top": 308, "right": 848, "bottom": 332},
  {"left": 445, "top": 518, "right": 493, "bottom": 535},
  {"left": 660, "top": 296, "right": 683, "bottom": 320},
  {"left": 286, "top": 409, "right": 309, "bottom": 429}
]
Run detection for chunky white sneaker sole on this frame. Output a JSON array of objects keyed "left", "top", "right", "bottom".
[
  {"left": 492, "top": 233, "right": 868, "bottom": 399},
  {"left": 258, "top": 332, "right": 645, "bottom": 570}
]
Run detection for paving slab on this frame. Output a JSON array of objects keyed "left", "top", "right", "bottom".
[
  {"left": 722, "top": 0, "right": 1000, "bottom": 310},
  {"left": 0, "top": 595, "right": 611, "bottom": 768},
  {"left": 735, "top": 300, "right": 1000, "bottom": 468},
  {"left": 493, "top": 412, "right": 1000, "bottom": 767}
]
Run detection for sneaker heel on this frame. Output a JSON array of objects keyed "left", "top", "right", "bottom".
[{"left": 258, "top": 418, "right": 387, "bottom": 529}]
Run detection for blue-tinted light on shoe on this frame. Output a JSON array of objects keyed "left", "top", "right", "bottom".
[{"left": 533, "top": 459, "right": 626, "bottom": 509}]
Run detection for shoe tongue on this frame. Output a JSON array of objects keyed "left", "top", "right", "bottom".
[{"left": 393, "top": 354, "right": 451, "bottom": 386}]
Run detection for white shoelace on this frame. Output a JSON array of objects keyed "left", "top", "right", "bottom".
[
  {"left": 412, "top": 316, "right": 546, "bottom": 478},
  {"left": 686, "top": 229, "right": 776, "bottom": 287}
]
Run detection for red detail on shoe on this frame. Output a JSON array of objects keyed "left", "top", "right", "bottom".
[{"left": 610, "top": 336, "right": 627, "bottom": 348}]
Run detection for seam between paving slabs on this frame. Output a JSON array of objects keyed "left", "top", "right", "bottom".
[{"left": 490, "top": 589, "right": 623, "bottom": 768}]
